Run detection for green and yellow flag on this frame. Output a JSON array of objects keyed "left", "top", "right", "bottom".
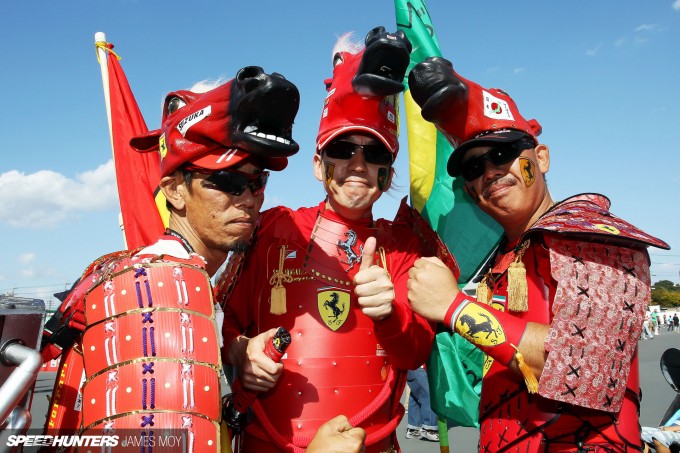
[{"left": 394, "top": 0, "right": 502, "bottom": 429}]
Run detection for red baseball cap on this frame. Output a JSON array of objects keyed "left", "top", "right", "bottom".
[
  {"left": 316, "top": 27, "right": 411, "bottom": 157},
  {"left": 408, "top": 57, "right": 542, "bottom": 176},
  {"left": 131, "top": 67, "right": 299, "bottom": 176}
]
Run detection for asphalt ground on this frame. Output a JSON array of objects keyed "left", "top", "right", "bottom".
[{"left": 27, "top": 329, "right": 680, "bottom": 452}]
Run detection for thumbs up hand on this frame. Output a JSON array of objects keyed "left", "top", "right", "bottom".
[{"left": 353, "top": 237, "right": 395, "bottom": 321}]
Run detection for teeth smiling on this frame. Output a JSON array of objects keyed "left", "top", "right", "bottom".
[{"left": 243, "top": 126, "right": 290, "bottom": 145}]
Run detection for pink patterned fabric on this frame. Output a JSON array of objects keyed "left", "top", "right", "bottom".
[
  {"left": 531, "top": 193, "right": 669, "bottom": 250},
  {"left": 540, "top": 237, "right": 650, "bottom": 412}
]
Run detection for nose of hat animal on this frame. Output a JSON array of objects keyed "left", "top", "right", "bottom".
[{"left": 236, "top": 66, "right": 267, "bottom": 93}]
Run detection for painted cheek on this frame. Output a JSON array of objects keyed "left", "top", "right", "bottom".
[
  {"left": 519, "top": 157, "right": 536, "bottom": 187},
  {"left": 324, "top": 162, "right": 335, "bottom": 186},
  {"left": 377, "top": 167, "right": 389, "bottom": 191}
]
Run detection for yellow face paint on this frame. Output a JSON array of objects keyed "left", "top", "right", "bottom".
[
  {"left": 377, "top": 167, "right": 389, "bottom": 192},
  {"left": 519, "top": 157, "right": 535, "bottom": 187},
  {"left": 324, "top": 162, "right": 335, "bottom": 186}
]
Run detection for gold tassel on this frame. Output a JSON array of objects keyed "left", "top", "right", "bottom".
[
  {"left": 476, "top": 275, "right": 491, "bottom": 304},
  {"left": 269, "top": 245, "right": 292, "bottom": 315},
  {"left": 507, "top": 240, "right": 530, "bottom": 312},
  {"left": 511, "top": 343, "right": 539, "bottom": 394},
  {"left": 377, "top": 246, "right": 391, "bottom": 281}
]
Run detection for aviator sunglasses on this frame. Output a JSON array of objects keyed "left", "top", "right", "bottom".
[
  {"left": 324, "top": 140, "right": 393, "bottom": 166},
  {"left": 203, "top": 169, "right": 270, "bottom": 196},
  {"left": 460, "top": 142, "right": 532, "bottom": 181}
]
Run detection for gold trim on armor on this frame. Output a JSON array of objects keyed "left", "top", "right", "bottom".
[
  {"left": 281, "top": 268, "right": 315, "bottom": 282},
  {"left": 83, "top": 306, "right": 216, "bottom": 330},
  {"left": 72, "top": 341, "right": 84, "bottom": 356},
  {"left": 81, "top": 409, "right": 221, "bottom": 432},
  {"left": 82, "top": 357, "right": 221, "bottom": 385},
  {"left": 85, "top": 261, "right": 214, "bottom": 304},
  {"left": 309, "top": 268, "right": 351, "bottom": 287}
]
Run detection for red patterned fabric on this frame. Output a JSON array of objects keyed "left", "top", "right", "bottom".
[
  {"left": 531, "top": 193, "right": 669, "bottom": 250},
  {"left": 479, "top": 244, "right": 643, "bottom": 452},
  {"left": 541, "top": 238, "right": 649, "bottom": 412},
  {"left": 472, "top": 192, "right": 666, "bottom": 452}
]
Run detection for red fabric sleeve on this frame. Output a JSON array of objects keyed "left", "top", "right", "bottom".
[
  {"left": 221, "top": 258, "right": 256, "bottom": 365},
  {"left": 373, "top": 231, "right": 435, "bottom": 370},
  {"left": 220, "top": 209, "right": 286, "bottom": 364}
]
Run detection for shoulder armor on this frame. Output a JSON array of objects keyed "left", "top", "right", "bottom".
[
  {"left": 391, "top": 197, "right": 461, "bottom": 278},
  {"left": 528, "top": 193, "right": 669, "bottom": 250}
]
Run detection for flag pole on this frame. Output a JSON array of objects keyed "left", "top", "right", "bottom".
[
  {"left": 95, "top": 32, "right": 114, "bottom": 153},
  {"left": 94, "top": 31, "right": 127, "bottom": 247}
]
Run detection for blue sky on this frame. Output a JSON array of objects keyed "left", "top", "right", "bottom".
[{"left": 1, "top": 1, "right": 678, "bottom": 308}]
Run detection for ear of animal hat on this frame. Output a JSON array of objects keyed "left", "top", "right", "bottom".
[
  {"left": 408, "top": 56, "right": 468, "bottom": 127},
  {"left": 352, "top": 26, "right": 412, "bottom": 97}
]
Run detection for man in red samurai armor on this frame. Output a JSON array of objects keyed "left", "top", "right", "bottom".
[
  {"left": 219, "top": 27, "right": 449, "bottom": 453},
  {"left": 407, "top": 56, "right": 670, "bottom": 452},
  {"left": 39, "top": 66, "right": 300, "bottom": 452}
]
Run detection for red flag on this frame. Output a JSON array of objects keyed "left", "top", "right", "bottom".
[{"left": 99, "top": 39, "right": 166, "bottom": 249}]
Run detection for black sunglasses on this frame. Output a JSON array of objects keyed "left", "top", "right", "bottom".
[
  {"left": 203, "top": 169, "right": 269, "bottom": 196},
  {"left": 460, "top": 144, "right": 527, "bottom": 181},
  {"left": 324, "top": 140, "right": 393, "bottom": 166}
]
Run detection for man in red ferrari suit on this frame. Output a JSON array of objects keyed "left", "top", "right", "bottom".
[
  {"left": 220, "top": 28, "right": 436, "bottom": 453},
  {"left": 406, "top": 57, "right": 670, "bottom": 452},
  {"left": 39, "top": 67, "right": 300, "bottom": 451}
]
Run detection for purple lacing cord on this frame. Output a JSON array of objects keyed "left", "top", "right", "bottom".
[
  {"left": 145, "top": 280, "right": 153, "bottom": 307},
  {"left": 142, "top": 327, "right": 148, "bottom": 357},
  {"left": 135, "top": 267, "right": 147, "bottom": 278},
  {"left": 142, "top": 378, "right": 148, "bottom": 409},
  {"left": 142, "top": 362, "right": 154, "bottom": 374},
  {"left": 135, "top": 281, "right": 144, "bottom": 308},
  {"left": 141, "top": 414, "right": 154, "bottom": 427},
  {"left": 149, "top": 327, "right": 156, "bottom": 357},
  {"left": 134, "top": 267, "right": 147, "bottom": 308},
  {"left": 142, "top": 312, "right": 153, "bottom": 323},
  {"left": 150, "top": 378, "right": 156, "bottom": 409},
  {"left": 140, "top": 430, "right": 154, "bottom": 453}
]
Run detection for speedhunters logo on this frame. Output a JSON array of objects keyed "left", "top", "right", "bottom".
[
  {"left": 6, "top": 435, "right": 119, "bottom": 447},
  {"left": 6, "top": 430, "right": 192, "bottom": 450}
]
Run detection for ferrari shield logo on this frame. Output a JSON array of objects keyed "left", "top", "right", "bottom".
[
  {"left": 159, "top": 134, "right": 168, "bottom": 159},
  {"left": 519, "top": 157, "right": 535, "bottom": 187},
  {"left": 595, "top": 224, "right": 620, "bottom": 235},
  {"left": 455, "top": 303, "right": 506, "bottom": 347},
  {"left": 318, "top": 288, "right": 350, "bottom": 331}
]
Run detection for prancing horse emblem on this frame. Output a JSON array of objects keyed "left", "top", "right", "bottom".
[
  {"left": 317, "top": 288, "right": 350, "bottom": 331},
  {"left": 454, "top": 303, "right": 506, "bottom": 347},
  {"left": 337, "top": 230, "right": 363, "bottom": 271}
]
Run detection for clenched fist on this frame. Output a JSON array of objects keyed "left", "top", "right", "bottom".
[{"left": 407, "top": 256, "right": 460, "bottom": 323}]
